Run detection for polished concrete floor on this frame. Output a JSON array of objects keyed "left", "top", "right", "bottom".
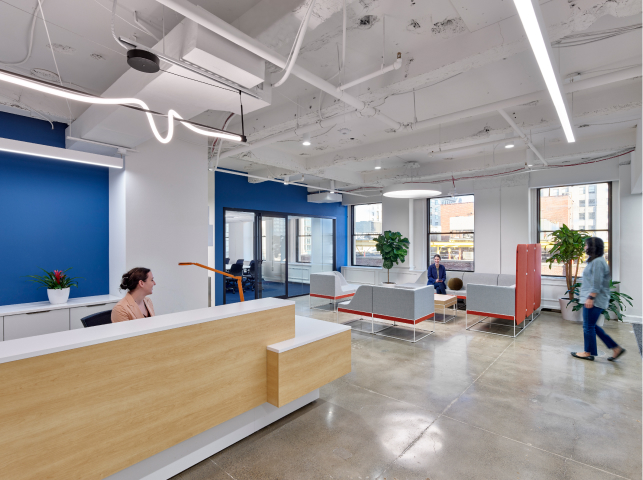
[{"left": 173, "top": 297, "right": 642, "bottom": 480}]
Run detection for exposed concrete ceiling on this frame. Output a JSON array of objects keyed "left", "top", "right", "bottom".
[{"left": 0, "top": 0, "right": 640, "bottom": 195}]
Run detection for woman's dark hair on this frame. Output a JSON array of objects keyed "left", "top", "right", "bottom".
[
  {"left": 120, "top": 267, "right": 151, "bottom": 292},
  {"left": 434, "top": 254, "right": 441, "bottom": 260},
  {"left": 585, "top": 237, "right": 604, "bottom": 263}
]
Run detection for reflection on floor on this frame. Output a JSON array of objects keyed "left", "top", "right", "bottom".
[
  {"left": 175, "top": 296, "right": 642, "bottom": 480},
  {"left": 225, "top": 281, "right": 310, "bottom": 304}
]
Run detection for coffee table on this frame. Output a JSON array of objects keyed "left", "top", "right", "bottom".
[{"left": 434, "top": 294, "right": 457, "bottom": 323}]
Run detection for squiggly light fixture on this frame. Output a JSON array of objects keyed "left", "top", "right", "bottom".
[{"left": 0, "top": 69, "right": 245, "bottom": 144}]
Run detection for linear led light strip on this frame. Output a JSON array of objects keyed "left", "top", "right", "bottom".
[
  {"left": 0, "top": 69, "right": 243, "bottom": 144},
  {"left": 513, "top": 0, "right": 575, "bottom": 143}
]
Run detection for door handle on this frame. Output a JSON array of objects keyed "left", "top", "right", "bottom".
[{"left": 27, "top": 310, "right": 50, "bottom": 314}]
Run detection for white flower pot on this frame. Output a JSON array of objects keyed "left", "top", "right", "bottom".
[
  {"left": 559, "top": 297, "right": 581, "bottom": 322},
  {"left": 381, "top": 282, "right": 396, "bottom": 287},
  {"left": 47, "top": 288, "right": 70, "bottom": 305}
]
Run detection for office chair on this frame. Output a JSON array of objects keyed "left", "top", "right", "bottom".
[
  {"left": 243, "top": 260, "right": 256, "bottom": 291},
  {"left": 235, "top": 259, "right": 244, "bottom": 265},
  {"left": 226, "top": 263, "right": 244, "bottom": 293},
  {"left": 81, "top": 310, "right": 113, "bottom": 327},
  {"left": 225, "top": 257, "right": 230, "bottom": 265}
]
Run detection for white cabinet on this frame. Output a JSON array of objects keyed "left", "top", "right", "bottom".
[
  {"left": 4, "top": 309, "right": 70, "bottom": 341},
  {"left": 69, "top": 302, "right": 117, "bottom": 329}
]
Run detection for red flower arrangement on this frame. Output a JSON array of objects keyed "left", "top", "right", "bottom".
[{"left": 26, "top": 268, "right": 80, "bottom": 290}]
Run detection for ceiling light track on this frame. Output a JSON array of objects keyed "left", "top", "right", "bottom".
[
  {"left": 0, "top": 68, "right": 246, "bottom": 144},
  {"left": 512, "top": 0, "right": 575, "bottom": 143}
]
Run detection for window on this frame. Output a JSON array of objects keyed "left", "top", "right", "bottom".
[
  {"left": 579, "top": 200, "right": 585, "bottom": 207},
  {"left": 538, "top": 183, "right": 610, "bottom": 277},
  {"left": 296, "top": 218, "right": 312, "bottom": 263},
  {"left": 352, "top": 203, "right": 383, "bottom": 266},
  {"left": 428, "top": 195, "right": 474, "bottom": 271}
]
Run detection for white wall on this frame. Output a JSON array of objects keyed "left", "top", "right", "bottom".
[{"left": 110, "top": 132, "right": 209, "bottom": 315}]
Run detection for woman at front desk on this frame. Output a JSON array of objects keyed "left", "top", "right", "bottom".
[
  {"left": 111, "top": 267, "right": 156, "bottom": 323},
  {"left": 427, "top": 254, "right": 447, "bottom": 295}
]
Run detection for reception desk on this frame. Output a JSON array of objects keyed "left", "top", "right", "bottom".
[{"left": 0, "top": 298, "right": 350, "bottom": 480}]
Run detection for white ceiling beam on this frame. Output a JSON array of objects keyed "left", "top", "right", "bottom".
[
  {"left": 305, "top": 67, "right": 641, "bottom": 171},
  {"left": 497, "top": 108, "right": 547, "bottom": 166}
]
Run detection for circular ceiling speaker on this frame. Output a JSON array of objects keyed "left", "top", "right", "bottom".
[
  {"left": 383, "top": 184, "right": 442, "bottom": 199},
  {"left": 127, "top": 49, "right": 160, "bottom": 73}
]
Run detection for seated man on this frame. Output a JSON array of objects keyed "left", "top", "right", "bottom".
[{"left": 427, "top": 254, "right": 447, "bottom": 295}]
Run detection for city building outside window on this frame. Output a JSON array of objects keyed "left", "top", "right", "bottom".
[
  {"left": 538, "top": 183, "right": 610, "bottom": 277},
  {"left": 352, "top": 203, "right": 383, "bottom": 267},
  {"left": 428, "top": 195, "right": 474, "bottom": 271}
]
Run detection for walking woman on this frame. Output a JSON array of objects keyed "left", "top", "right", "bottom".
[{"left": 571, "top": 237, "right": 625, "bottom": 361}]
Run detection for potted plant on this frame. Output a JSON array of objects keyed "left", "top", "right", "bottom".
[
  {"left": 566, "top": 281, "right": 634, "bottom": 322},
  {"left": 545, "top": 224, "right": 589, "bottom": 321},
  {"left": 374, "top": 230, "right": 409, "bottom": 286},
  {"left": 26, "top": 268, "right": 80, "bottom": 305}
]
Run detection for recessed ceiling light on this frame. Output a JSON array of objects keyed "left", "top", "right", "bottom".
[
  {"left": 505, "top": 143, "right": 515, "bottom": 149},
  {"left": 302, "top": 133, "right": 311, "bottom": 146},
  {"left": 374, "top": 159, "right": 382, "bottom": 169}
]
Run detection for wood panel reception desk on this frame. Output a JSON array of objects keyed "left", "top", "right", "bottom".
[{"left": 0, "top": 298, "right": 350, "bottom": 480}]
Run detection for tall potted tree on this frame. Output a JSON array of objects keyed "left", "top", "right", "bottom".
[
  {"left": 375, "top": 230, "right": 409, "bottom": 286},
  {"left": 545, "top": 224, "right": 589, "bottom": 321}
]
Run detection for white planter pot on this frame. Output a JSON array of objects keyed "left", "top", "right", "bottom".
[
  {"left": 559, "top": 297, "right": 581, "bottom": 322},
  {"left": 381, "top": 282, "right": 396, "bottom": 287},
  {"left": 47, "top": 288, "right": 70, "bottom": 305}
]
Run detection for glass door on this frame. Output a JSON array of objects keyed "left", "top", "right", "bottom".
[
  {"left": 256, "top": 215, "right": 287, "bottom": 298},
  {"left": 224, "top": 210, "right": 256, "bottom": 304}
]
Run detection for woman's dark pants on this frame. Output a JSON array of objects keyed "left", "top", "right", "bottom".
[{"left": 583, "top": 306, "right": 618, "bottom": 355}]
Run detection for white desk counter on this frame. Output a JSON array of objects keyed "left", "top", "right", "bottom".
[
  {"left": 267, "top": 315, "right": 350, "bottom": 353},
  {"left": 0, "top": 297, "right": 294, "bottom": 364},
  {"left": 0, "top": 294, "right": 123, "bottom": 341}
]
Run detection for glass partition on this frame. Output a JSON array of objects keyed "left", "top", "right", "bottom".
[{"left": 288, "top": 216, "right": 335, "bottom": 296}]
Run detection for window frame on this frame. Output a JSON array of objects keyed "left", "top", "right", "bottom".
[
  {"left": 351, "top": 202, "right": 383, "bottom": 267},
  {"left": 295, "top": 218, "right": 312, "bottom": 263},
  {"left": 537, "top": 182, "right": 611, "bottom": 277},
  {"left": 427, "top": 195, "right": 475, "bottom": 272}
]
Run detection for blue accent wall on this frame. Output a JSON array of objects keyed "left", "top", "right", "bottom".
[
  {"left": 214, "top": 170, "right": 347, "bottom": 305},
  {"left": 0, "top": 112, "right": 109, "bottom": 305}
]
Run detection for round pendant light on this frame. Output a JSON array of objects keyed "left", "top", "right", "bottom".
[{"left": 383, "top": 184, "right": 441, "bottom": 198}]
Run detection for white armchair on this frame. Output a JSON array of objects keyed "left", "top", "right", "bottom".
[{"left": 310, "top": 271, "right": 360, "bottom": 310}]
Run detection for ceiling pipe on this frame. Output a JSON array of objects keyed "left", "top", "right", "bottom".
[
  {"left": 220, "top": 66, "right": 641, "bottom": 162},
  {"left": 153, "top": 0, "right": 402, "bottom": 130},
  {"left": 338, "top": 53, "right": 403, "bottom": 91},
  {"left": 497, "top": 109, "right": 548, "bottom": 166}
]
